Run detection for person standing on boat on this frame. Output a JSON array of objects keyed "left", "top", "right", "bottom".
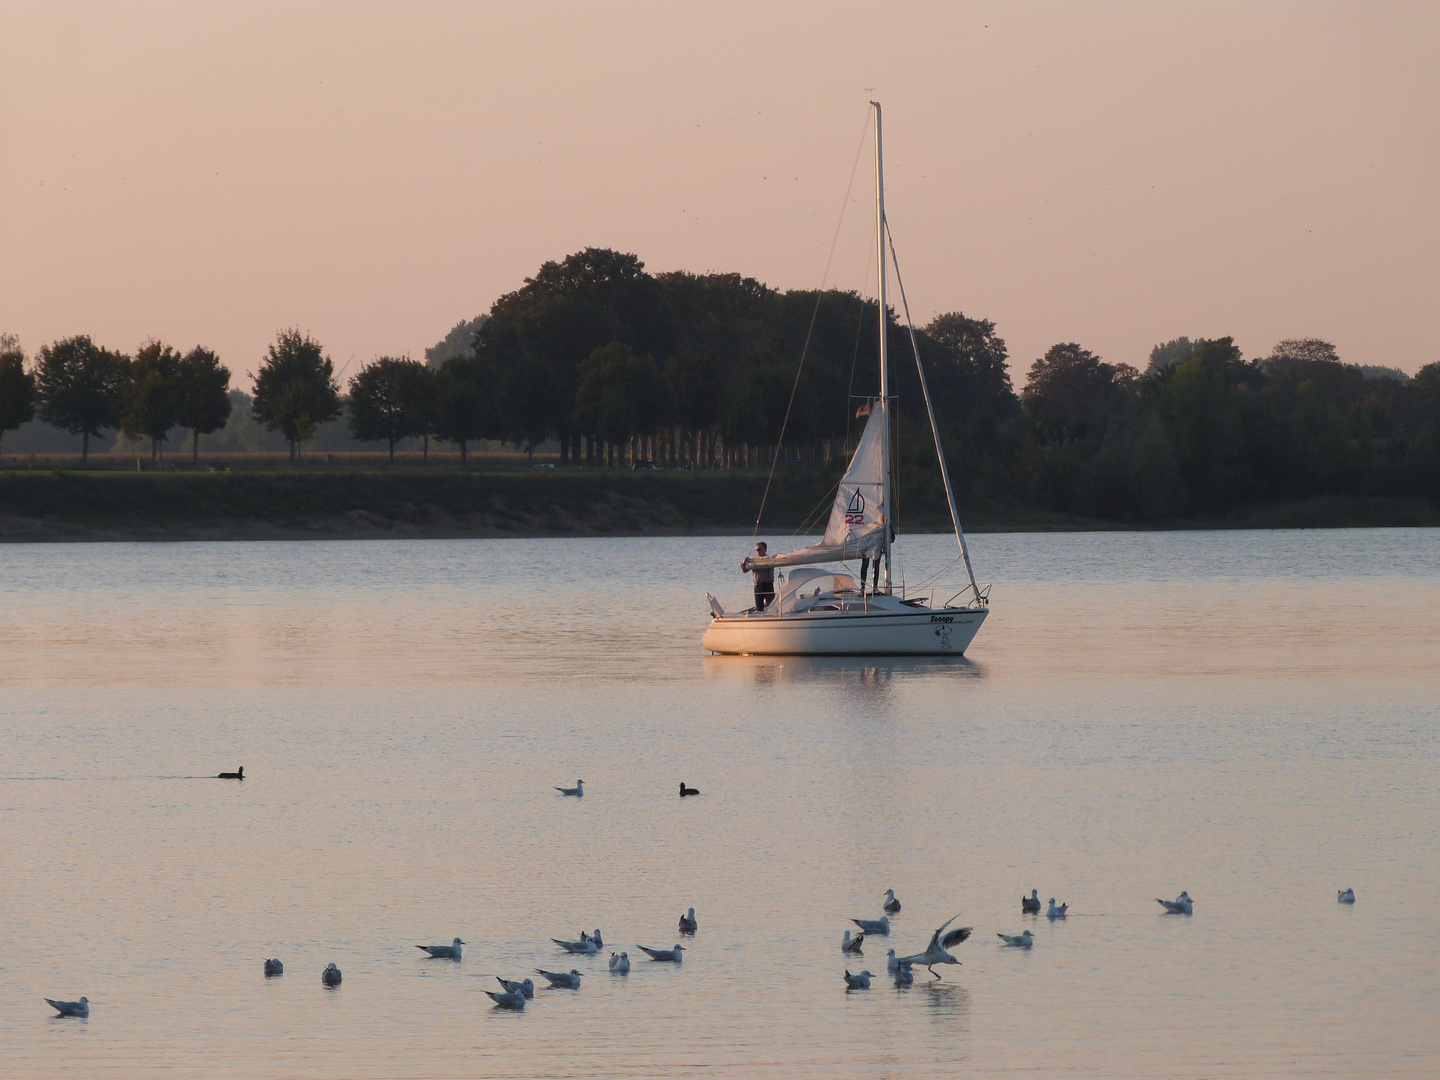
[{"left": 743, "top": 542, "right": 776, "bottom": 611}]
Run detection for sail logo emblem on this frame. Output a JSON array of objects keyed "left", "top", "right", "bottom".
[{"left": 844, "top": 491, "right": 866, "bottom": 525}]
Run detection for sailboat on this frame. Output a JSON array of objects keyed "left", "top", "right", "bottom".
[{"left": 701, "top": 102, "right": 989, "bottom": 656}]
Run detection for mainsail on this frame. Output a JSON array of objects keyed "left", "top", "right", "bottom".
[{"left": 742, "top": 407, "right": 888, "bottom": 571}]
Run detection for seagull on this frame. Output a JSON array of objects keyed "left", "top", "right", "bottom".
[
  {"left": 843, "top": 969, "right": 872, "bottom": 989},
  {"left": 45, "top": 996, "right": 88, "bottom": 1017},
  {"left": 581, "top": 929, "right": 604, "bottom": 949},
  {"left": 841, "top": 930, "right": 865, "bottom": 953},
  {"left": 1156, "top": 891, "right": 1194, "bottom": 915},
  {"left": 218, "top": 767, "right": 244, "bottom": 780},
  {"left": 886, "top": 947, "right": 899, "bottom": 972},
  {"left": 609, "top": 951, "right": 630, "bottom": 974},
  {"left": 852, "top": 915, "right": 890, "bottom": 936},
  {"left": 555, "top": 779, "right": 584, "bottom": 797},
  {"left": 416, "top": 938, "right": 464, "bottom": 960},
  {"left": 535, "top": 968, "right": 583, "bottom": 989},
  {"left": 552, "top": 936, "right": 598, "bottom": 955},
  {"left": 893, "top": 961, "right": 915, "bottom": 987},
  {"left": 496, "top": 977, "right": 535, "bottom": 999},
  {"left": 679, "top": 908, "right": 697, "bottom": 934},
  {"left": 485, "top": 987, "right": 526, "bottom": 1010},
  {"left": 1337, "top": 888, "right": 1355, "bottom": 904},
  {"left": 680, "top": 782, "right": 700, "bottom": 797},
  {"left": 637, "top": 944, "right": 684, "bottom": 963},
  {"left": 898, "top": 913, "right": 973, "bottom": 979},
  {"left": 1021, "top": 889, "right": 1041, "bottom": 914},
  {"left": 263, "top": 958, "right": 283, "bottom": 976},
  {"left": 883, "top": 889, "right": 902, "bottom": 913},
  {"left": 1046, "top": 899, "right": 1069, "bottom": 920},
  {"left": 998, "top": 930, "right": 1034, "bottom": 948},
  {"left": 322, "top": 963, "right": 342, "bottom": 986}
]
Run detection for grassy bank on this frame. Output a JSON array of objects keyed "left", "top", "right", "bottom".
[{"left": 1, "top": 467, "right": 1435, "bottom": 541}]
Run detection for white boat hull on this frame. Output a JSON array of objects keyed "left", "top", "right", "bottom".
[{"left": 702, "top": 605, "right": 987, "bottom": 656}]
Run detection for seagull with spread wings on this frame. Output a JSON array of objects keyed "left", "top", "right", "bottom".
[{"left": 897, "top": 913, "right": 973, "bottom": 979}]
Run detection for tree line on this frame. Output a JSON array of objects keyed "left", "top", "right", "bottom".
[{"left": 3, "top": 245, "right": 1437, "bottom": 521}]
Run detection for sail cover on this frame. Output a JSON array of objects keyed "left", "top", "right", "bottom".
[{"left": 743, "top": 408, "right": 888, "bottom": 570}]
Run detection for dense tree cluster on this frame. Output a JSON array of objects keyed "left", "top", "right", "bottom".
[{"left": 3, "top": 246, "right": 1437, "bottom": 523}]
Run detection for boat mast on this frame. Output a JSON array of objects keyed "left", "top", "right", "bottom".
[{"left": 873, "top": 100, "right": 892, "bottom": 593}]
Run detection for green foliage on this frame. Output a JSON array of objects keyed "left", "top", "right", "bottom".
[
  {"left": 347, "top": 356, "right": 434, "bottom": 462},
  {"left": 0, "top": 334, "right": 38, "bottom": 452},
  {"left": 35, "top": 334, "right": 130, "bottom": 463},
  {"left": 424, "top": 315, "right": 487, "bottom": 368},
  {"left": 1147, "top": 336, "right": 1212, "bottom": 375},
  {"left": 1021, "top": 343, "right": 1126, "bottom": 442},
  {"left": 432, "top": 356, "right": 500, "bottom": 462},
  {"left": 252, "top": 330, "right": 342, "bottom": 459},
  {"left": 174, "top": 347, "right": 233, "bottom": 462},
  {"left": 121, "top": 341, "right": 182, "bottom": 460},
  {"left": 575, "top": 343, "right": 673, "bottom": 449}
]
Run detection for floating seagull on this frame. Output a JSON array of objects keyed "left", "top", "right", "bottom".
[
  {"left": 552, "top": 936, "right": 597, "bottom": 955},
  {"left": 322, "top": 963, "right": 342, "bottom": 986},
  {"left": 1047, "top": 899, "right": 1069, "bottom": 920},
  {"left": 893, "top": 961, "right": 915, "bottom": 987},
  {"left": 263, "top": 958, "right": 283, "bottom": 977},
  {"left": 609, "top": 951, "right": 630, "bottom": 974},
  {"left": 998, "top": 930, "right": 1034, "bottom": 949},
  {"left": 679, "top": 908, "right": 697, "bottom": 934},
  {"left": 637, "top": 944, "right": 684, "bottom": 963},
  {"left": 852, "top": 915, "right": 890, "bottom": 936},
  {"left": 496, "top": 977, "right": 535, "bottom": 999},
  {"left": 535, "top": 968, "right": 584, "bottom": 989},
  {"left": 843, "top": 969, "right": 872, "bottom": 989},
  {"left": 1338, "top": 888, "right": 1355, "bottom": 904},
  {"left": 883, "top": 889, "right": 902, "bottom": 913},
  {"left": 555, "top": 779, "right": 584, "bottom": 797},
  {"left": 1156, "top": 891, "right": 1194, "bottom": 915},
  {"left": 581, "top": 929, "right": 604, "bottom": 949},
  {"left": 485, "top": 987, "right": 526, "bottom": 1010},
  {"left": 886, "top": 947, "right": 899, "bottom": 973},
  {"left": 841, "top": 930, "right": 865, "bottom": 953},
  {"left": 218, "top": 767, "right": 244, "bottom": 780},
  {"left": 1021, "top": 889, "right": 1041, "bottom": 914},
  {"left": 680, "top": 782, "right": 700, "bottom": 797},
  {"left": 44, "top": 996, "right": 88, "bottom": 1018},
  {"left": 898, "top": 913, "right": 973, "bottom": 979},
  {"left": 416, "top": 938, "right": 464, "bottom": 960}
]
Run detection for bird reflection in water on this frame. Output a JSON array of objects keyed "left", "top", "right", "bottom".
[{"left": 919, "top": 980, "right": 971, "bottom": 1024}]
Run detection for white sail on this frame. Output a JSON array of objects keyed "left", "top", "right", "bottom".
[{"left": 743, "top": 408, "right": 888, "bottom": 570}]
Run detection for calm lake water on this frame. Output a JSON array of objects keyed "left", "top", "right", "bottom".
[{"left": 1, "top": 530, "right": 1437, "bottom": 1079}]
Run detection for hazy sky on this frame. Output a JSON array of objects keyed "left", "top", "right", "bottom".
[{"left": 2, "top": 1, "right": 1436, "bottom": 388}]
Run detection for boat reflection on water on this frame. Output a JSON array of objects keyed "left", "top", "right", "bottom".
[{"left": 702, "top": 652, "right": 985, "bottom": 689}]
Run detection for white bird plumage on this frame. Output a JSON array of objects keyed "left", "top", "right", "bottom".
[
  {"left": 552, "top": 936, "right": 598, "bottom": 955},
  {"left": 998, "top": 930, "right": 1034, "bottom": 948},
  {"left": 843, "top": 969, "right": 872, "bottom": 989},
  {"left": 416, "top": 937, "right": 464, "bottom": 959},
  {"left": 897, "top": 913, "right": 973, "bottom": 979},
  {"left": 851, "top": 915, "right": 890, "bottom": 935},
  {"left": 555, "top": 779, "right": 584, "bottom": 797},
  {"left": 486, "top": 987, "right": 526, "bottom": 1009},
  {"left": 841, "top": 930, "right": 865, "bottom": 953},
  {"left": 893, "top": 960, "right": 915, "bottom": 986},
  {"left": 535, "top": 968, "right": 584, "bottom": 988},
  {"left": 496, "top": 977, "right": 535, "bottom": 998},
  {"left": 886, "top": 947, "right": 899, "bottom": 973},
  {"left": 45, "top": 996, "right": 88, "bottom": 1017},
  {"left": 1156, "top": 891, "right": 1194, "bottom": 915},
  {"left": 883, "top": 889, "right": 902, "bottom": 913},
  {"left": 637, "top": 944, "right": 684, "bottom": 963},
  {"left": 609, "top": 951, "right": 630, "bottom": 973},
  {"left": 1046, "top": 899, "right": 1068, "bottom": 919},
  {"left": 1337, "top": 888, "right": 1355, "bottom": 904}
]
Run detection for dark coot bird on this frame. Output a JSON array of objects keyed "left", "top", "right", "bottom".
[
  {"left": 1021, "top": 889, "right": 1041, "bottom": 914},
  {"left": 218, "top": 767, "right": 244, "bottom": 780},
  {"left": 680, "top": 782, "right": 700, "bottom": 797},
  {"left": 263, "top": 958, "right": 284, "bottom": 977}
]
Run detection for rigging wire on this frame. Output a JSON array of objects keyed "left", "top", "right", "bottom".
[{"left": 753, "top": 107, "right": 872, "bottom": 538}]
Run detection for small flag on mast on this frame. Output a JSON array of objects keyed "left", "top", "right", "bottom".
[{"left": 855, "top": 401, "right": 870, "bottom": 418}]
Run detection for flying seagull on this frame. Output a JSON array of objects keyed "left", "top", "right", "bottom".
[
  {"left": 679, "top": 908, "right": 697, "bottom": 934},
  {"left": 535, "top": 968, "right": 583, "bottom": 989},
  {"left": 1156, "top": 891, "right": 1194, "bottom": 915},
  {"left": 416, "top": 938, "right": 464, "bottom": 960},
  {"left": 555, "top": 780, "right": 584, "bottom": 797},
  {"left": 998, "top": 930, "right": 1034, "bottom": 948},
  {"left": 485, "top": 987, "right": 526, "bottom": 1009},
  {"left": 841, "top": 930, "right": 865, "bottom": 953},
  {"left": 852, "top": 915, "right": 890, "bottom": 936},
  {"left": 1047, "top": 899, "right": 1069, "bottom": 920},
  {"left": 637, "top": 944, "right": 684, "bottom": 963},
  {"left": 322, "top": 963, "right": 342, "bottom": 986},
  {"left": 496, "top": 977, "right": 535, "bottom": 999},
  {"left": 1021, "top": 889, "right": 1041, "bottom": 914},
  {"left": 680, "top": 782, "right": 700, "bottom": 797},
  {"left": 1337, "top": 888, "right": 1355, "bottom": 904},
  {"left": 609, "top": 951, "right": 630, "bottom": 974},
  {"left": 44, "top": 996, "right": 88, "bottom": 1017},
  {"left": 263, "top": 958, "right": 283, "bottom": 977},
  {"left": 883, "top": 889, "right": 902, "bottom": 913},
  {"left": 897, "top": 913, "right": 973, "bottom": 979},
  {"left": 843, "top": 970, "right": 872, "bottom": 989}
]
